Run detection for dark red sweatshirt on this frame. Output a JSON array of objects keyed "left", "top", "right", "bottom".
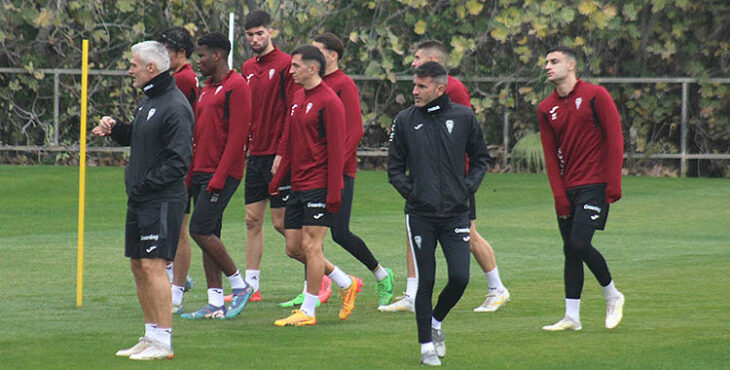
[
  {"left": 173, "top": 63, "right": 198, "bottom": 111},
  {"left": 191, "top": 70, "right": 251, "bottom": 192},
  {"left": 446, "top": 75, "right": 471, "bottom": 108},
  {"left": 538, "top": 79, "right": 624, "bottom": 216},
  {"left": 323, "top": 69, "right": 363, "bottom": 179},
  {"left": 242, "top": 46, "right": 299, "bottom": 156},
  {"left": 271, "top": 82, "right": 345, "bottom": 213}
]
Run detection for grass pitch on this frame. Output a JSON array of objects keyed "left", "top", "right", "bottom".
[{"left": 0, "top": 166, "right": 728, "bottom": 369}]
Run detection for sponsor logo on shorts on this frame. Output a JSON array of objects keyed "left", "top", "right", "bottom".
[
  {"left": 140, "top": 234, "right": 159, "bottom": 241},
  {"left": 454, "top": 227, "right": 470, "bottom": 233},
  {"left": 414, "top": 235, "right": 422, "bottom": 250},
  {"left": 583, "top": 204, "right": 602, "bottom": 213},
  {"left": 306, "top": 202, "right": 326, "bottom": 209},
  {"left": 146, "top": 245, "right": 157, "bottom": 253},
  {"left": 313, "top": 213, "right": 325, "bottom": 220}
]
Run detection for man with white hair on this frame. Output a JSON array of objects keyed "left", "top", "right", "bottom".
[{"left": 93, "top": 40, "right": 193, "bottom": 360}]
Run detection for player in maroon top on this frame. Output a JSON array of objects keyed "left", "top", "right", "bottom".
[
  {"left": 538, "top": 46, "right": 625, "bottom": 331},
  {"left": 158, "top": 26, "right": 198, "bottom": 315},
  {"left": 380, "top": 40, "right": 511, "bottom": 313},
  {"left": 269, "top": 45, "right": 362, "bottom": 327},
  {"left": 240, "top": 11, "right": 299, "bottom": 301},
  {"left": 179, "top": 33, "right": 253, "bottom": 321},
  {"left": 271, "top": 32, "right": 393, "bottom": 309}
]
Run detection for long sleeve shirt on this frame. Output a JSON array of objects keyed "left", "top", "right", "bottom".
[
  {"left": 271, "top": 82, "right": 345, "bottom": 213},
  {"left": 323, "top": 69, "right": 363, "bottom": 179},
  {"left": 191, "top": 70, "right": 251, "bottom": 191},
  {"left": 173, "top": 63, "right": 198, "bottom": 112},
  {"left": 538, "top": 79, "right": 624, "bottom": 216},
  {"left": 242, "top": 46, "right": 299, "bottom": 156}
]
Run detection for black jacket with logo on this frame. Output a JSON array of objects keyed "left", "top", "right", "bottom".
[
  {"left": 387, "top": 94, "right": 490, "bottom": 218},
  {"left": 110, "top": 71, "right": 193, "bottom": 204}
]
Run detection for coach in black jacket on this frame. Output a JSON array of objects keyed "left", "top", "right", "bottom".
[
  {"left": 93, "top": 40, "right": 192, "bottom": 360},
  {"left": 387, "top": 61, "right": 489, "bottom": 366}
]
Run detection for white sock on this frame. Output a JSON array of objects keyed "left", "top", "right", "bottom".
[
  {"left": 406, "top": 277, "right": 418, "bottom": 299},
  {"left": 153, "top": 327, "right": 172, "bottom": 349},
  {"left": 302, "top": 281, "right": 308, "bottom": 294},
  {"left": 165, "top": 263, "right": 174, "bottom": 283},
  {"left": 245, "top": 269, "right": 260, "bottom": 292},
  {"left": 485, "top": 267, "right": 504, "bottom": 291},
  {"left": 328, "top": 266, "right": 352, "bottom": 289},
  {"left": 171, "top": 285, "right": 185, "bottom": 306},
  {"left": 431, "top": 317, "right": 442, "bottom": 330},
  {"left": 144, "top": 323, "right": 157, "bottom": 339},
  {"left": 208, "top": 288, "right": 224, "bottom": 308},
  {"left": 300, "top": 292, "right": 319, "bottom": 317},
  {"left": 565, "top": 298, "right": 581, "bottom": 322},
  {"left": 421, "top": 342, "right": 435, "bottom": 354},
  {"left": 227, "top": 270, "right": 246, "bottom": 290},
  {"left": 373, "top": 265, "right": 388, "bottom": 281},
  {"left": 602, "top": 280, "right": 621, "bottom": 300}
]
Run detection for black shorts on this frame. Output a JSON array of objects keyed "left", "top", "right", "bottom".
[
  {"left": 189, "top": 173, "right": 240, "bottom": 237},
  {"left": 184, "top": 189, "right": 192, "bottom": 214},
  {"left": 244, "top": 155, "right": 289, "bottom": 207},
  {"left": 565, "top": 183, "right": 610, "bottom": 230},
  {"left": 284, "top": 188, "right": 332, "bottom": 229},
  {"left": 125, "top": 200, "right": 185, "bottom": 260},
  {"left": 469, "top": 194, "right": 477, "bottom": 221}
]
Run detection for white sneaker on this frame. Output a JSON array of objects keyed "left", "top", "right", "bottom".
[
  {"left": 542, "top": 317, "right": 582, "bottom": 331},
  {"left": 605, "top": 292, "right": 625, "bottom": 329},
  {"left": 129, "top": 340, "right": 174, "bottom": 360},
  {"left": 473, "top": 288, "right": 510, "bottom": 312},
  {"left": 431, "top": 327, "right": 446, "bottom": 358},
  {"left": 420, "top": 349, "right": 442, "bottom": 366},
  {"left": 377, "top": 294, "right": 414, "bottom": 312},
  {"left": 115, "top": 337, "right": 150, "bottom": 357},
  {"left": 172, "top": 304, "right": 183, "bottom": 315}
]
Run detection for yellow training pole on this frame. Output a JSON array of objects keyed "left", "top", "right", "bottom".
[{"left": 76, "top": 39, "right": 89, "bottom": 307}]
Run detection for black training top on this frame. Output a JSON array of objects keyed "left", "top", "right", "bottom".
[{"left": 110, "top": 71, "right": 193, "bottom": 204}]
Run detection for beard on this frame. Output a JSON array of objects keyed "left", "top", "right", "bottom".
[{"left": 252, "top": 40, "right": 269, "bottom": 54}]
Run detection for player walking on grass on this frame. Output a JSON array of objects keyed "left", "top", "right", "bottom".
[
  {"left": 238, "top": 10, "right": 298, "bottom": 302},
  {"left": 380, "top": 40, "right": 509, "bottom": 314},
  {"left": 538, "top": 46, "right": 625, "bottom": 331},
  {"left": 271, "top": 33, "right": 395, "bottom": 308},
  {"left": 388, "top": 62, "right": 491, "bottom": 365},
  {"left": 158, "top": 26, "right": 198, "bottom": 315},
  {"left": 269, "top": 45, "right": 362, "bottom": 327},
  {"left": 179, "top": 33, "right": 253, "bottom": 320},
  {"left": 93, "top": 41, "right": 192, "bottom": 360}
]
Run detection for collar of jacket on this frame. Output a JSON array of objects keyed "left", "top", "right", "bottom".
[
  {"left": 142, "top": 70, "right": 173, "bottom": 97},
  {"left": 419, "top": 94, "right": 450, "bottom": 115}
]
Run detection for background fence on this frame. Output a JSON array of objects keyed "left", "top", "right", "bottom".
[{"left": 1, "top": 67, "right": 728, "bottom": 177}]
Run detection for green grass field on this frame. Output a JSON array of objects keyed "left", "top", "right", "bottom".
[{"left": 0, "top": 166, "right": 728, "bottom": 369}]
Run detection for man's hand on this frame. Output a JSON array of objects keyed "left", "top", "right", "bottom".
[
  {"left": 271, "top": 155, "right": 282, "bottom": 175},
  {"left": 92, "top": 116, "right": 116, "bottom": 136}
]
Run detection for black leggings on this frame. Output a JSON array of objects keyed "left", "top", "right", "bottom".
[
  {"left": 558, "top": 217, "right": 612, "bottom": 299},
  {"left": 407, "top": 214, "right": 470, "bottom": 344},
  {"left": 330, "top": 175, "right": 379, "bottom": 271}
]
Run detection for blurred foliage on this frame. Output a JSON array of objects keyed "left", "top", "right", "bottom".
[{"left": 0, "top": 0, "right": 728, "bottom": 175}]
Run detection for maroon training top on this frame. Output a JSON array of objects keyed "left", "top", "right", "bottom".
[
  {"left": 538, "top": 79, "right": 624, "bottom": 216},
  {"left": 323, "top": 69, "right": 363, "bottom": 179}
]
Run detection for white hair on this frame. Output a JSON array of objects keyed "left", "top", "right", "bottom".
[{"left": 131, "top": 41, "right": 170, "bottom": 72}]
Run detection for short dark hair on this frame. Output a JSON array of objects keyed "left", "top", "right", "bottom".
[
  {"left": 159, "top": 27, "right": 195, "bottom": 58},
  {"left": 291, "top": 45, "right": 326, "bottom": 77},
  {"left": 244, "top": 10, "right": 271, "bottom": 30},
  {"left": 417, "top": 40, "right": 448, "bottom": 55},
  {"left": 547, "top": 45, "right": 577, "bottom": 61},
  {"left": 414, "top": 61, "right": 447, "bottom": 86},
  {"left": 198, "top": 32, "right": 231, "bottom": 57},
  {"left": 313, "top": 32, "right": 344, "bottom": 60}
]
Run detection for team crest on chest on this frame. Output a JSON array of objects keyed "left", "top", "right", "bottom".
[
  {"left": 214, "top": 85, "right": 223, "bottom": 95},
  {"left": 445, "top": 119, "right": 454, "bottom": 134},
  {"left": 550, "top": 105, "right": 559, "bottom": 120},
  {"left": 305, "top": 102, "right": 313, "bottom": 114},
  {"left": 146, "top": 108, "right": 156, "bottom": 121},
  {"left": 575, "top": 97, "right": 582, "bottom": 110},
  {"left": 269, "top": 68, "right": 275, "bottom": 80}
]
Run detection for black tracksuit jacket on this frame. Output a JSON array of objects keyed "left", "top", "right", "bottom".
[
  {"left": 387, "top": 94, "right": 490, "bottom": 218},
  {"left": 110, "top": 71, "right": 193, "bottom": 204}
]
